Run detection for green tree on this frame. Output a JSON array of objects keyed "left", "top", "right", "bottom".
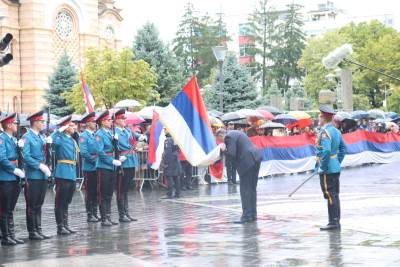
[
  {"left": 64, "top": 47, "right": 157, "bottom": 113},
  {"left": 205, "top": 53, "right": 259, "bottom": 112},
  {"left": 300, "top": 20, "right": 400, "bottom": 109},
  {"left": 173, "top": 3, "right": 229, "bottom": 86},
  {"left": 299, "top": 31, "right": 348, "bottom": 100},
  {"left": 353, "top": 94, "right": 371, "bottom": 110},
  {"left": 272, "top": 4, "right": 306, "bottom": 94},
  {"left": 45, "top": 52, "right": 77, "bottom": 116},
  {"left": 249, "top": 0, "right": 278, "bottom": 91},
  {"left": 259, "top": 79, "right": 281, "bottom": 106},
  {"left": 133, "top": 22, "right": 184, "bottom": 106}
]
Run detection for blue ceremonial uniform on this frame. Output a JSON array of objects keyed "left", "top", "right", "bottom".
[
  {"left": 115, "top": 127, "right": 139, "bottom": 168},
  {"left": 95, "top": 128, "right": 115, "bottom": 170},
  {"left": 0, "top": 133, "right": 18, "bottom": 181},
  {"left": 22, "top": 129, "right": 46, "bottom": 180},
  {"left": 316, "top": 123, "right": 346, "bottom": 174},
  {"left": 316, "top": 120, "right": 346, "bottom": 229},
  {"left": 79, "top": 130, "right": 98, "bottom": 172},
  {"left": 51, "top": 131, "right": 79, "bottom": 180}
]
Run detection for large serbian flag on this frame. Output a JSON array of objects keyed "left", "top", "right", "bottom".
[
  {"left": 148, "top": 111, "right": 166, "bottom": 170},
  {"left": 159, "top": 76, "right": 220, "bottom": 166},
  {"left": 80, "top": 72, "right": 95, "bottom": 113}
]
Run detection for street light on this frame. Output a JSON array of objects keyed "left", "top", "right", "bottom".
[
  {"left": 378, "top": 78, "right": 388, "bottom": 112},
  {"left": 212, "top": 46, "right": 227, "bottom": 112}
]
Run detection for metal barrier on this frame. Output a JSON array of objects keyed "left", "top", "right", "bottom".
[{"left": 133, "top": 150, "right": 161, "bottom": 191}]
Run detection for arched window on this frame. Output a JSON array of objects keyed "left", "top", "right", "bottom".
[{"left": 53, "top": 7, "right": 80, "bottom": 66}]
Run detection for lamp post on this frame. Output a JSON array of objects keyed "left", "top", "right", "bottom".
[{"left": 212, "top": 46, "right": 227, "bottom": 112}]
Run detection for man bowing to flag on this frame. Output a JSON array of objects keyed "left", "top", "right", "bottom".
[{"left": 216, "top": 128, "right": 261, "bottom": 224}]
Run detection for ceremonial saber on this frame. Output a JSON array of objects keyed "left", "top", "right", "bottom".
[{"left": 288, "top": 172, "right": 317, "bottom": 197}]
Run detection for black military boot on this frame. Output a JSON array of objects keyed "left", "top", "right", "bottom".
[
  {"left": 8, "top": 214, "right": 24, "bottom": 244},
  {"left": 36, "top": 212, "right": 51, "bottom": 239},
  {"left": 320, "top": 205, "right": 340, "bottom": 231},
  {"left": 63, "top": 210, "right": 77, "bottom": 234},
  {"left": 100, "top": 202, "right": 111, "bottom": 226},
  {"left": 118, "top": 199, "right": 130, "bottom": 223},
  {"left": 124, "top": 194, "right": 137, "bottom": 222},
  {"left": 86, "top": 201, "right": 96, "bottom": 223},
  {"left": 92, "top": 204, "right": 100, "bottom": 222},
  {"left": 28, "top": 212, "right": 43, "bottom": 240},
  {"left": 1, "top": 216, "right": 17, "bottom": 246},
  {"left": 106, "top": 202, "right": 118, "bottom": 225}
]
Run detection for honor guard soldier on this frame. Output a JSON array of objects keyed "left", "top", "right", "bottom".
[
  {"left": 22, "top": 110, "right": 52, "bottom": 240},
  {"left": 113, "top": 109, "right": 140, "bottom": 223},
  {"left": 79, "top": 112, "right": 100, "bottom": 223},
  {"left": 95, "top": 110, "right": 122, "bottom": 226},
  {"left": 51, "top": 116, "right": 79, "bottom": 235},
  {"left": 316, "top": 105, "right": 346, "bottom": 231},
  {"left": 0, "top": 113, "right": 25, "bottom": 245}
]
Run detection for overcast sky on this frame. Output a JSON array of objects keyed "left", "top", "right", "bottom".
[{"left": 118, "top": 0, "right": 400, "bottom": 48}]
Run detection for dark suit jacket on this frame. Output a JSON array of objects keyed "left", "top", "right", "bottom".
[
  {"left": 224, "top": 130, "right": 262, "bottom": 176},
  {"left": 162, "top": 135, "right": 182, "bottom": 177}
]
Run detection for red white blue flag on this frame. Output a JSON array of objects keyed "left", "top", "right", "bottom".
[
  {"left": 159, "top": 76, "right": 220, "bottom": 166},
  {"left": 148, "top": 111, "right": 166, "bottom": 170},
  {"left": 80, "top": 72, "right": 95, "bottom": 113}
]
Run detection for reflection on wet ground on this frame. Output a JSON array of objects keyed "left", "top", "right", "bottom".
[{"left": 1, "top": 162, "right": 400, "bottom": 266}]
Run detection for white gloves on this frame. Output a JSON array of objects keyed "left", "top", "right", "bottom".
[
  {"left": 112, "top": 160, "right": 122, "bottom": 166},
  {"left": 113, "top": 133, "right": 119, "bottom": 141},
  {"left": 17, "top": 139, "right": 25, "bottom": 148},
  {"left": 39, "top": 163, "right": 51, "bottom": 177},
  {"left": 218, "top": 143, "right": 226, "bottom": 151},
  {"left": 58, "top": 125, "right": 69, "bottom": 132},
  {"left": 119, "top": 156, "right": 127, "bottom": 162},
  {"left": 138, "top": 135, "right": 147, "bottom": 142},
  {"left": 45, "top": 136, "right": 53, "bottom": 144},
  {"left": 13, "top": 168, "right": 25, "bottom": 178}
]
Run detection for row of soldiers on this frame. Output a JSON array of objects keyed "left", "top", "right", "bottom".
[{"left": 0, "top": 108, "right": 144, "bottom": 246}]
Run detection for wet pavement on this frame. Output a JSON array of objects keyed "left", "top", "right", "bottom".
[{"left": 1, "top": 162, "right": 400, "bottom": 267}]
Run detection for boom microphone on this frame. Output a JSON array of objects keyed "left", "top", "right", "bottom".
[{"left": 322, "top": 44, "right": 353, "bottom": 69}]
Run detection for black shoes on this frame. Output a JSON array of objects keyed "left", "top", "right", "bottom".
[
  {"left": 57, "top": 226, "right": 70, "bottom": 235},
  {"left": 233, "top": 216, "right": 257, "bottom": 224},
  {"left": 1, "top": 236, "right": 17, "bottom": 246},
  {"left": 119, "top": 215, "right": 131, "bottom": 223},
  {"left": 320, "top": 223, "right": 341, "bottom": 231},
  {"left": 125, "top": 214, "right": 137, "bottom": 222},
  {"left": 87, "top": 215, "right": 99, "bottom": 223},
  {"left": 29, "top": 231, "right": 44, "bottom": 240},
  {"left": 101, "top": 220, "right": 112, "bottom": 227}
]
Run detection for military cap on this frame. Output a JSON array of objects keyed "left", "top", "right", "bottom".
[
  {"left": 319, "top": 105, "right": 335, "bottom": 118},
  {"left": 0, "top": 113, "right": 16, "bottom": 124},
  {"left": 95, "top": 110, "right": 110, "bottom": 124},
  {"left": 113, "top": 108, "right": 126, "bottom": 120},
  {"left": 80, "top": 112, "right": 96, "bottom": 123},
  {"left": 57, "top": 115, "right": 72, "bottom": 127},
  {"left": 27, "top": 110, "right": 45, "bottom": 122}
]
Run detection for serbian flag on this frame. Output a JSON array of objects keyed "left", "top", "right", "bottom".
[
  {"left": 159, "top": 76, "right": 220, "bottom": 166},
  {"left": 209, "top": 139, "right": 224, "bottom": 180},
  {"left": 148, "top": 111, "right": 166, "bottom": 170},
  {"left": 80, "top": 72, "right": 95, "bottom": 113}
]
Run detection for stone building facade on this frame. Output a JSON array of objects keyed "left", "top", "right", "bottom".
[{"left": 0, "top": 0, "right": 123, "bottom": 113}]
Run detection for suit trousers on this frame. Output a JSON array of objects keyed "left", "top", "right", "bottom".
[
  {"left": 319, "top": 173, "right": 341, "bottom": 225},
  {"left": 180, "top": 160, "right": 192, "bottom": 188},
  {"left": 239, "top": 162, "right": 260, "bottom": 220},
  {"left": 226, "top": 158, "right": 237, "bottom": 183}
]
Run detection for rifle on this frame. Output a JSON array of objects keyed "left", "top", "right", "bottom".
[
  {"left": 16, "top": 113, "right": 25, "bottom": 187},
  {"left": 112, "top": 113, "right": 124, "bottom": 176},
  {"left": 45, "top": 107, "right": 54, "bottom": 182}
]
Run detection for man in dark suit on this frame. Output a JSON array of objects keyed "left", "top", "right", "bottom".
[{"left": 216, "top": 129, "right": 262, "bottom": 224}]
